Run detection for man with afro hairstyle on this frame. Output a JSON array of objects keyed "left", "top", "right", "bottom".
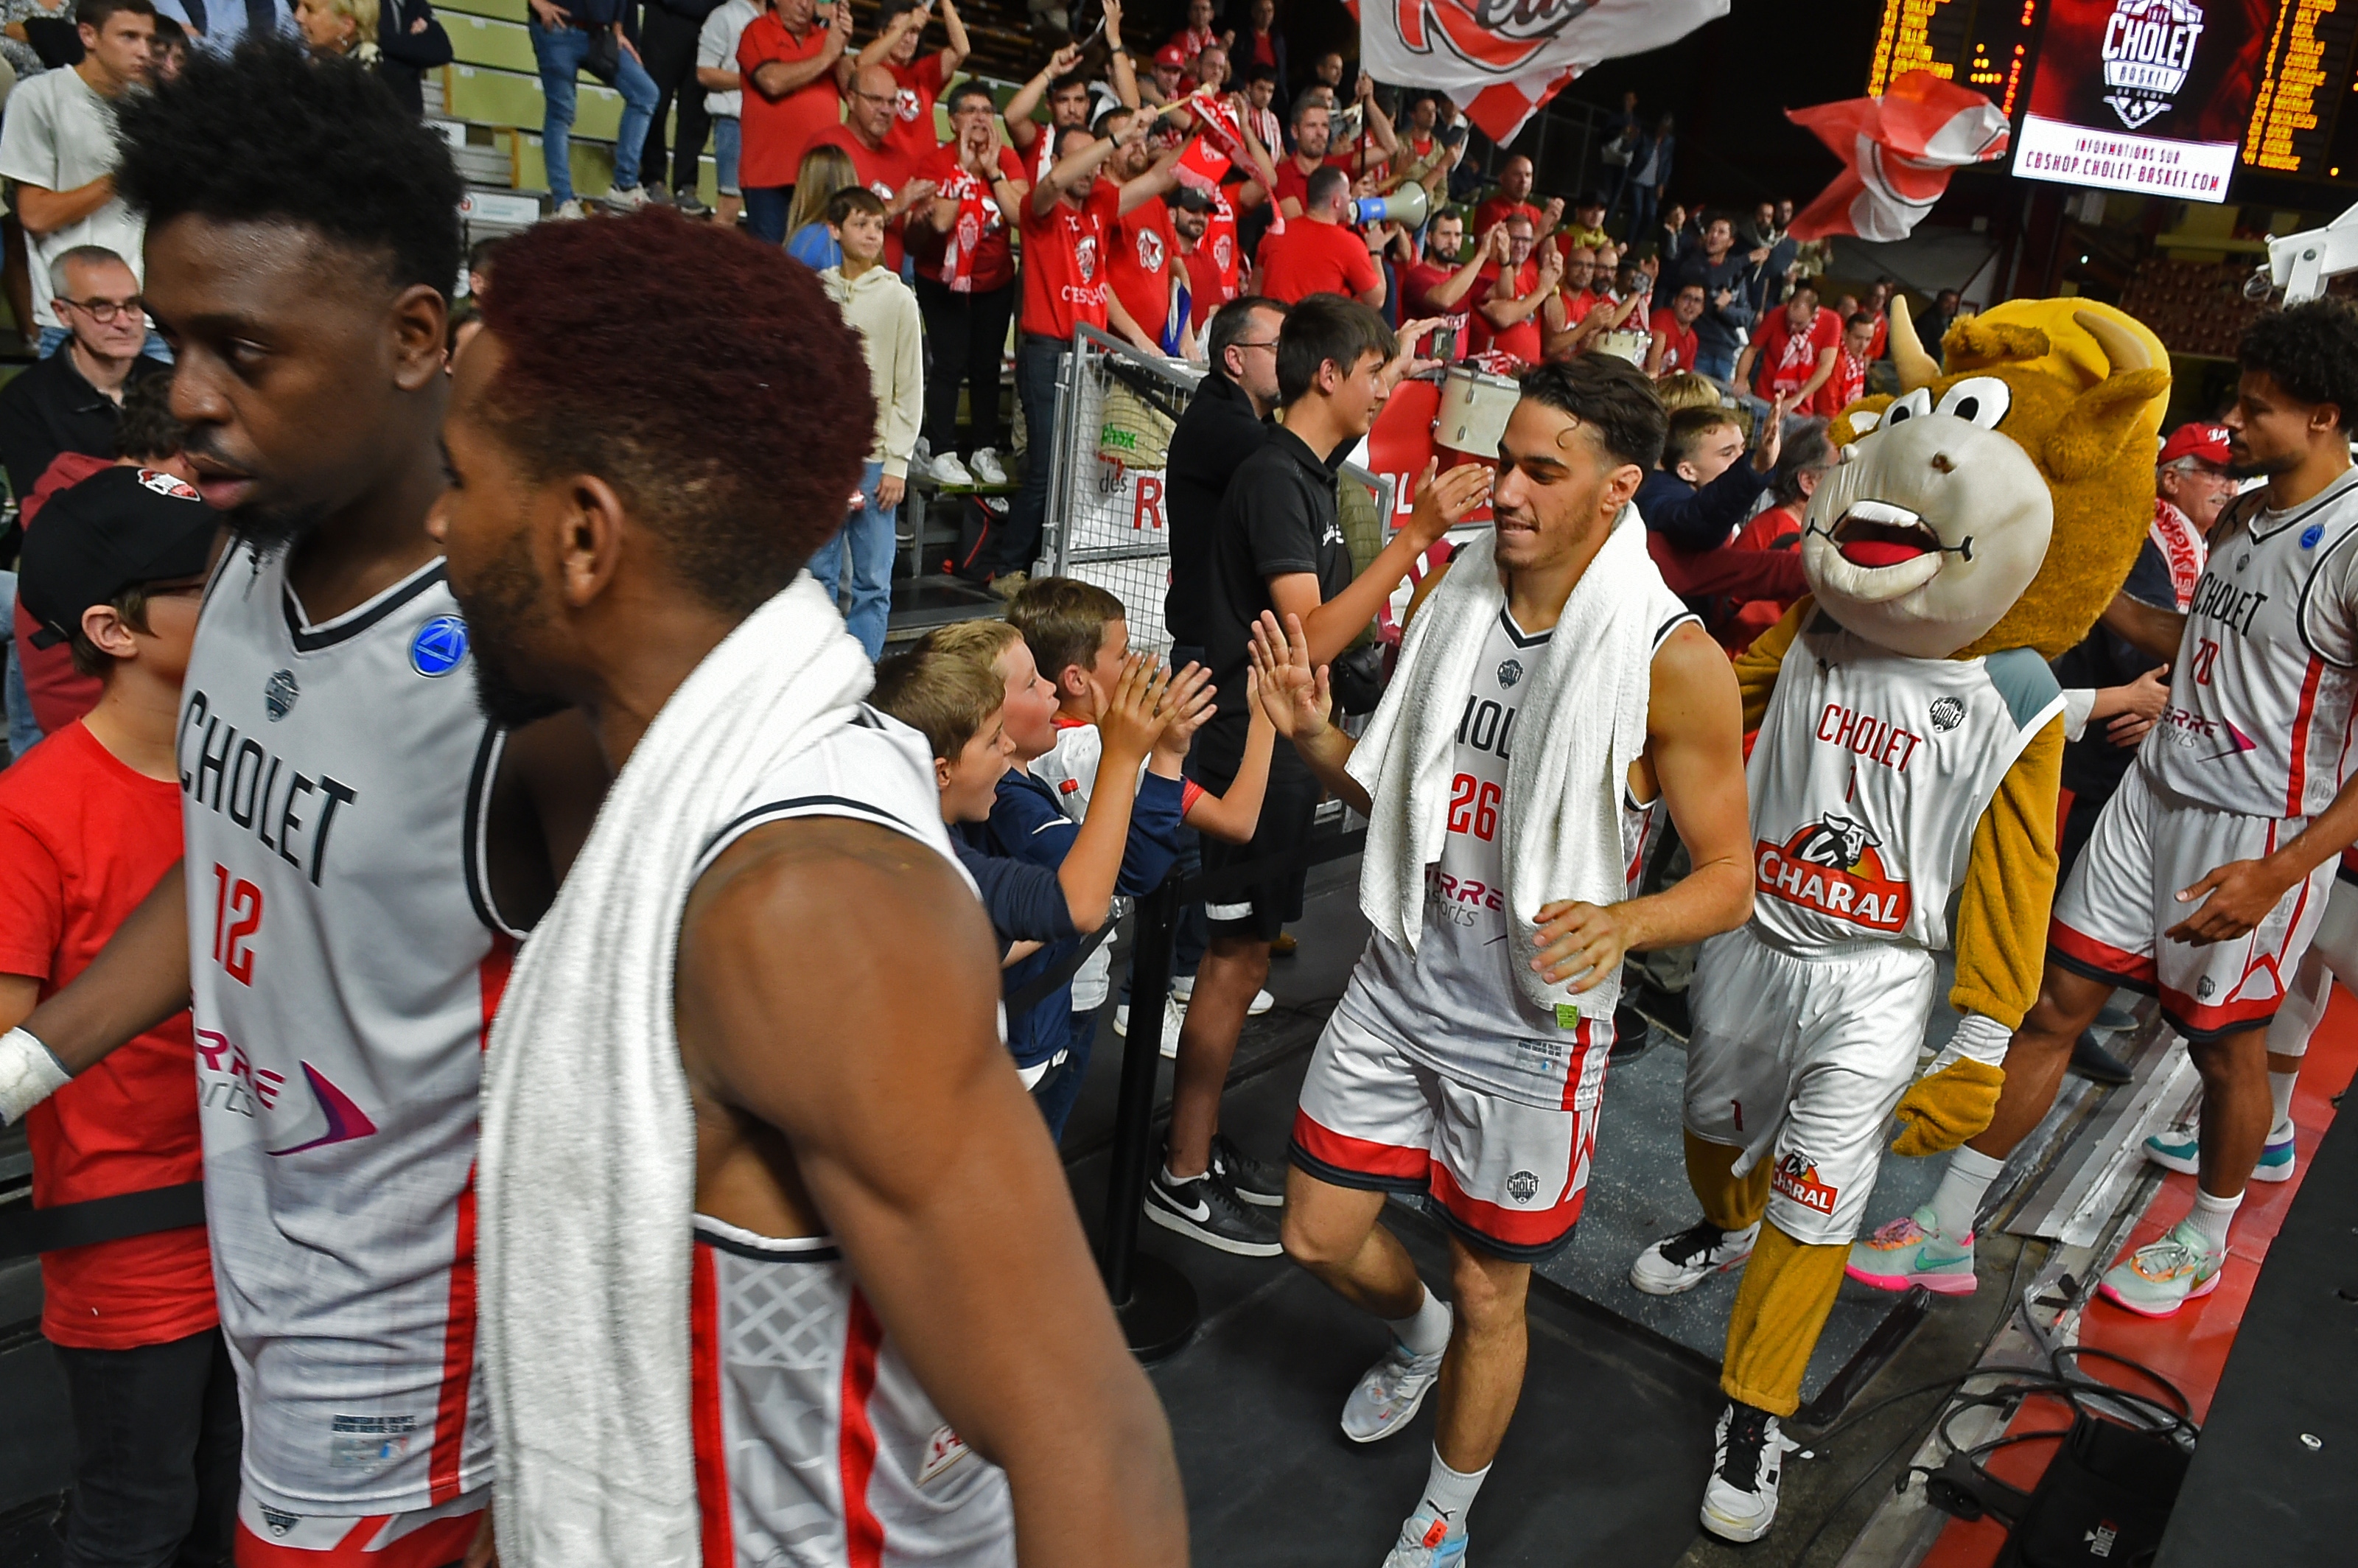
[
  {"left": 0, "top": 40, "right": 610, "bottom": 1567},
  {"left": 439, "top": 209, "right": 1187, "bottom": 1566}
]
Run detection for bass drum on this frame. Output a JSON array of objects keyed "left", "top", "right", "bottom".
[
  {"left": 1590, "top": 329, "right": 1651, "bottom": 366},
  {"left": 1435, "top": 365, "right": 1521, "bottom": 458}
]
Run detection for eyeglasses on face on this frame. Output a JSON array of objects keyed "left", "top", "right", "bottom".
[{"left": 60, "top": 295, "right": 144, "bottom": 323}]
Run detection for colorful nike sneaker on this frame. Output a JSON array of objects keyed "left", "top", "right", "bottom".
[
  {"left": 1844, "top": 1206, "right": 1977, "bottom": 1295},
  {"left": 1379, "top": 1509, "right": 1469, "bottom": 1567},
  {"left": 2144, "top": 1123, "right": 2298, "bottom": 1183},
  {"left": 2097, "top": 1220, "right": 2226, "bottom": 1317},
  {"left": 1340, "top": 1321, "right": 1452, "bottom": 1443}
]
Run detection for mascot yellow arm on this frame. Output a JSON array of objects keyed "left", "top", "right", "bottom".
[
  {"left": 1733, "top": 598, "right": 1813, "bottom": 732},
  {"left": 1889, "top": 717, "right": 2065, "bottom": 1158}
]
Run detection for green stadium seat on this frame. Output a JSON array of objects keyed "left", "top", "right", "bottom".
[
  {"left": 438, "top": 0, "right": 528, "bottom": 23},
  {"left": 445, "top": 13, "right": 538, "bottom": 74}
]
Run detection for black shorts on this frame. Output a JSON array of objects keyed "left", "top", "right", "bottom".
[{"left": 1197, "top": 765, "right": 1322, "bottom": 942}]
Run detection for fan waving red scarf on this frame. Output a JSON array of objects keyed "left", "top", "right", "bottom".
[{"left": 1786, "top": 71, "right": 2011, "bottom": 242}]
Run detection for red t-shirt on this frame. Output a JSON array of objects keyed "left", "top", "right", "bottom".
[
  {"left": 1648, "top": 309, "right": 1698, "bottom": 375},
  {"left": 882, "top": 50, "right": 951, "bottom": 163},
  {"left": 1401, "top": 256, "right": 1472, "bottom": 348},
  {"left": 1185, "top": 188, "right": 1242, "bottom": 332},
  {"left": 1256, "top": 217, "right": 1379, "bottom": 304},
  {"left": 805, "top": 123, "right": 920, "bottom": 270},
  {"left": 1467, "top": 258, "right": 1542, "bottom": 365},
  {"left": 1472, "top": 196, "right": 1542, "bottom": 237},
  {"left": 912, "top": 142, "right": 1028, "bottom": 294},
  {"left": 12, "top": 450, "right": 113, "bottom": 737},
  {"left": 1821, "top": 345, "right": 1868, "bottom": 416},
  {"left": 0, "top": 721, "right": 214, "bottom": 1351},
  {"left": 736, "top": 13, "right": 844, "bottom": 189},
  {"left": 1272, "top": 151, "right": 1356, "bottom": 215},
  {"left": 1751, "top": 304, "right": 1841, "bottom": 400},
  {"left": 1108, "top": 193, "right": 1181, "bottom": 349},
  {"left": 1019, "top": 183, "right": 1119, "bottom": 339}
]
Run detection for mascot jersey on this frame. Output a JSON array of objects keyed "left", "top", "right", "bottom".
[{"left": 1748, "top": 617, "right": 2064, "bottom": 957}]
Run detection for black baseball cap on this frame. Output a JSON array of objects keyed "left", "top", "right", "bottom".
[
  {"left": 19, "top": 465, "right": 217, "bottom": 648},
  {"left": 1170, "top": 185, "right": 1214, "bottom": 212}
]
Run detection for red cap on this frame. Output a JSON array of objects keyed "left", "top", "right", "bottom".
[
  {"left": 1155, "top": 42, "right": 1188, "bottom": 67},
  {"left": 2159, "top": 421, "right": 2232, "bottom": 467}
]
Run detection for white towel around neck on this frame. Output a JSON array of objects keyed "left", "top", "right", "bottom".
[
  {"left": 1347, "top": 509, "right": 1668, "bottom": 1018},
  {"left": 477, "top": 577, "right": 877, "bottom": 1568}
]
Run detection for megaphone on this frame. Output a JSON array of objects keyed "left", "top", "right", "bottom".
[{"left": 1348, "top": 181, "right": 1430, "bottom": 230}]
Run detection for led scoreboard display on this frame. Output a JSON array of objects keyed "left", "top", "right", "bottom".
[
  {"left": 2241, "top": 0, "right": 2358, "bottom": 181},
  {"left": 1867, "top": 0, "right": 2046, "bottom": 116}
]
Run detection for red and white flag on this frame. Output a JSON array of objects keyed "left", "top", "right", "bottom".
[
  {"left": 1351, "top": 0, "right": 1726, "bottom": 145},
  {"left": 1786, "top": 71, "right": 2010, "bottom": 242}
]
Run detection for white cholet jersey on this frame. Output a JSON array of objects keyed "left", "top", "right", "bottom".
[
  {"left": 178, "top": 540, "right": 515, "bottom": 1515},
  {"left": 2146, "top": 468, "right": 2358, "bottom": 819},
  {"left": 1747, "top": 617, "right": 2063, "bottom": 959}
]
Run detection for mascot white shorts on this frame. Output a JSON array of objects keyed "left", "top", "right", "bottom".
[
  {"left": 1290, "top": 1008, "right": 1609, "bottom": 1262},
  {"left": 1682, "top": 926, "right": 1938, "bottom": 1247},
  {"left": 2049, "top": 765, "right": 2335, "bottom": 1043}
]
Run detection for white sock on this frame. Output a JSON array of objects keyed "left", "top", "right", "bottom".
[
  {"left": 1387, "top": 1284, "right": 1452, "bottom": 1358},
  {"left": 2268, "top": 1070, "right": 2300, "bottom": 1141},
  {"left": 2182, "top": 1186, "right": 2241, "bottom": 1254},
  {"left": 1926, "top": 1145, "right": 2005, "bottom": 1241},
  {"left": 1413, "top": 1447, "right": 1488, "bottom": 1536}
]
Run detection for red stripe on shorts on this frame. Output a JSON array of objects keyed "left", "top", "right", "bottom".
[
  {"left": 689, "top": 1245, "right": 735, "bottom": 1568},
  {"left": 1428, "top": 1157, "right": 1586, "bottom": 1248},
  {"left": 233, "top": 1511, "right": 481, "bottom": 1567},
  {"left": 1291, "top": 1108, "right": 1430, "bottom": 1183},
  {"left": 839, "top": 1290, "right": 888, "bottom": 1568},
  {"left": 2049, "top": 919, "right": 2158, "bottom": 987}
]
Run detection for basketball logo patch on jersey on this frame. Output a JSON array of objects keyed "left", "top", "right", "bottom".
[
  {"left": 265, "top": 669, "right": 298, "bottom": 721},
  {"left": 917, "top": 1424, "right": 975, "bottom": 1486},
  {"left": 1497, "top": 657, "right": 1524, "bottom": 688},
  {"left": 1754, "top": 812, "right": 1914, "bottom": 931},
  {"left": 410, "top": 615, "right": 468, "bottom": 677},
  {"left": 138, "top": 467, "right": 203, "bottom": 501},
  {"left": 1928, "top": 696, "right": 1964, "bottom": 732}
]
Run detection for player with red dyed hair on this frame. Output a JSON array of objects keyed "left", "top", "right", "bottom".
[{"left": 441, "top": 209, "right": 1188, "bottom": 1567}]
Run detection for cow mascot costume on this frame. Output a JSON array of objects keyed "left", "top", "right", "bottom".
[{"left": 1626, "top": 298, "right": 2172, "bottom": 1542}]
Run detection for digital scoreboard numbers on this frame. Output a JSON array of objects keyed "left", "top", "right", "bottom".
[
  {"left": 2241, "top": 0, "right": 2358, "bottom": 180},
  {"left": 1867, "top": 0, "right": 2043, "bottom": 115}
]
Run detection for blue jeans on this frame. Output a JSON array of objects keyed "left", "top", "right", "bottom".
[
  {"left": 40, "top": 324, "right": 171, "bottom": 360},
  {"left": 808, "top": 460, "right": 897, "bottom": 659},
  {"left": 529, "top": 21, "right": 659, "bottom": 205},
  {"left": 0, "top": 570, "right": 38, "bottom": 763},
  {"left": 744, "top": 185, "right": 792, "bottom": 245},
  {"left": 714, "top": 116, "right": 740, "bottom": 195},
  {"left": 1693, "top": 339, "right": 1738, "bottom": 382},
  {"left": 1003, "top": 333, "right": 1066, "bottom": 578}
]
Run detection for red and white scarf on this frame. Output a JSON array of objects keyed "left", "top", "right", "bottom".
[
  {"left": 932, "top": 165, "right": 1000, "bottom": 293},
  {"left": 2149, "top": 496, "right": 2207, "bottom": 612}
]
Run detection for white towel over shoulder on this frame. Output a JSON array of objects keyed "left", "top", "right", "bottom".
[
  {"left": 1348, "top": 509, "right": 1672, "bottom": 1018},
  {"left": 477, "top": 578, "right": 886, "bottom": 1568}
]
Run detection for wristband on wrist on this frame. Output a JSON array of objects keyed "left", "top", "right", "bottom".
[
  {"left": 1938, "top": 1011, "right": 2013, "bottom": 1071},
  {"left": 0, "top": 1026, "right": 71, "bottom": 1125}
]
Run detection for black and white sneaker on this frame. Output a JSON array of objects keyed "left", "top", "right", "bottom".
[
  {"left": 1210, "top": 1133, "right": 1286, "bottom": 1207},
  {"left": 1700, "top": 1401, "right": 1796, "bottom": 1543},
  {"left": 1629, "top": 1217, "right": 1759, "bottom": 1296},
  {"left": 1145, "top": 1166, "right": 1283, "bottom": 1256}
]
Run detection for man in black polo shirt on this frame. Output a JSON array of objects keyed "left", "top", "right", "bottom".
[
  {"left": 0, "top": 245, "right": 166, "bottom": 507},
  {"left": 1166, "top": 294, "right": 1287, "bottom": 669},
  {"left": 1147, "top": 294, "right": 1488, "bottom": 1253}
]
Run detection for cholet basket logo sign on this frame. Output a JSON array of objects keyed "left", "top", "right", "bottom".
[{"left": 2099, "top": 0, "right": 2204, "bottom": 130}]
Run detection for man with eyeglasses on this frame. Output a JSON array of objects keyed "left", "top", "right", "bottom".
[
  {"left": 0, "top": 0, "right": 160, "bottom": 360},
  {"left": 0, "top": 245, "right": 166, "bottom": 508},
  {"left": 804, "top": 60, "right": 938, "bottom": 271}
]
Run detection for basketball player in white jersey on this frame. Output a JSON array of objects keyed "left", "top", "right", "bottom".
[
  {"left": 1252, "top": 359, "right": 1755, "bottom": 1568},
  {"left": 1878, "top": 299, "right": 2358, "bottom": 1321},
  {"left": 433, "top": 212, "right": 1183, "bottom": 1566},
  {"left": 0, "top": 45, "right": 606, "bottom": 1567}
]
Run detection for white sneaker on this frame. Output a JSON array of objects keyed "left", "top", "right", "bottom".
[
  {"left": 1380, "top": 1512, "right": 1469, "bottom": 1567},
  {"left": 926, "top": 451, "right": 976, "bottom": 486},
  {"left": 968, "top": 447, "right": 1010, "bottom": 486},
  {"left": 1630, "top": 1218, "right": 1759, "bottom": 1296},
  {"left": 1112, "top": 997, "right": 1188, "bottom": 1058},
  {"left": 1167, "top": 976, "right": 1273, "bottom": 1015},
  {"left": 1700, "top": 1402, "right": 1796, "bottom": 1544},
  {"left": 551, "top": 198, "right": 586, "bottom": 220},
  {"left": 1340, "top": 1319, "right": 1452, "bottom": 1443},
  {"left": 601, "top": 184, "right": 650, "bottom": 212}
]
